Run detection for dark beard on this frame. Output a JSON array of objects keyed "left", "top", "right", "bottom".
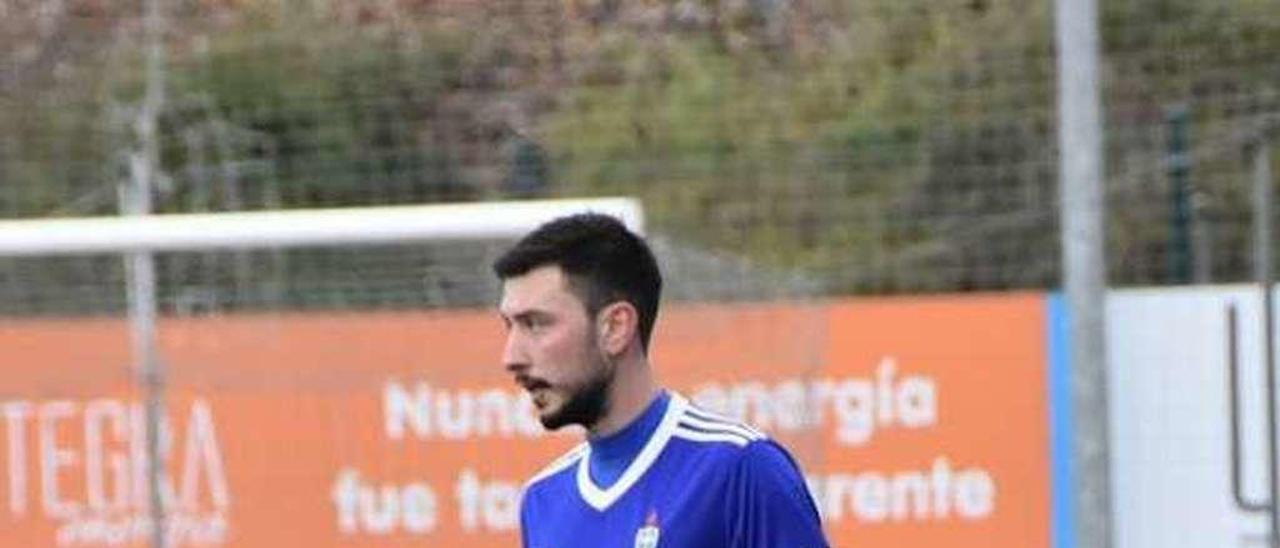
[{"left": 540, "top": 354, "right": 613, "bottom": 431}]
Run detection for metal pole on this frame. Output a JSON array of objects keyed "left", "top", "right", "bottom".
[
  {"left": 122, "top": 0, "right": 167, "bottom": 546},
  {"left": 1253, "top": 137, "right": 1277, "bottom": 545},
  {"left": 123, "top": 224, "right": 164, "bottom": 548},
  {"left": 1167, "top": 104, "right": 1193, "bottom": 283},
  {"left": 1054, "top": 0, "right": 1112, "bottom": 547}
]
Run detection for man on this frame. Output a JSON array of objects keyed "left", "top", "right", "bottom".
[{"left": 494, "top": 213, "right": 828, "bottom": 547}]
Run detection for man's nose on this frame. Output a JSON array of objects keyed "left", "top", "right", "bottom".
[{"left": 502, "top": 331, "right": 528, "bottom": 373}]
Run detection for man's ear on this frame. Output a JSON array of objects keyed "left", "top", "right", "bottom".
[{"left": 598, "top": 301, "right": 639, "bottom": 356}]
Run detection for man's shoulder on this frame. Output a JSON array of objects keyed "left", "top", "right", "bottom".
[
  {"left": 523, "top": 442, "right": 587, "bottom": 493},
  {"left": 669, "top": 400, "right": 772, "bottom": 456},
  {"left": 668, "top": 398, "right": 809, "bottom": 483}
]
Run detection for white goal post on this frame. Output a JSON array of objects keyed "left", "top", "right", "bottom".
[{"left": 0, "top": 197, "right": 645, "bottom": 257}]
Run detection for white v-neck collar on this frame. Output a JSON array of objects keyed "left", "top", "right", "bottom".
[{"left": 575, "top": 393, "right": 687, "bottom": 511}]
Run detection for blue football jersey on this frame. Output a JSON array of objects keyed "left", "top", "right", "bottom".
[{"left": 519, "top": 393, "right": 829, "bottom": 548}]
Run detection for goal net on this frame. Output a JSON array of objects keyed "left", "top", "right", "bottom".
[{"left": 0, "top": 197, "right": 830, "bottom": 547}]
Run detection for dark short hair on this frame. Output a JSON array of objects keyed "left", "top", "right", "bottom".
[{"left": 493, "top": 213, "right": 662, "bottom": 351}]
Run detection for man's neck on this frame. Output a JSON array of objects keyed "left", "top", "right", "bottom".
[{"left": 588, "top": 354, "right": 660, "bottom": 437}]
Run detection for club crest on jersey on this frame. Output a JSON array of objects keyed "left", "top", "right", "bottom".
[{"left": 634, "top": 510, "right": 661, "bottom": 548}]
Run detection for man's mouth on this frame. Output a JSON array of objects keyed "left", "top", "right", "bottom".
[
  {"left": 530, "top": 388, "right": 550, "bottom": 409},
  {"left": 516, "top": 377, "right": 552, "bottom": 408}
]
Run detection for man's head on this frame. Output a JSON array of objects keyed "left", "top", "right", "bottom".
[{"left": 493, "top": 213, "right": 662, "bottom": 431}]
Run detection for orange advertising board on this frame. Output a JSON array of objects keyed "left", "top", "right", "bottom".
[{"left": 0, "top": 294, "right": 1049, "bottom": 546}]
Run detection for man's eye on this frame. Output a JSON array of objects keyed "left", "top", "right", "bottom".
[{"left": 526, "top": 317, "right": 550, "bottom": 330}]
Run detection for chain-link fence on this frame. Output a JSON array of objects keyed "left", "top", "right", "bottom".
[{"left": 2, "top": 0, "right": 1275, "bottom": 313}]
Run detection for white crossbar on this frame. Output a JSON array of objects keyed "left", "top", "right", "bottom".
[{"left": 0, "top": 198, "right": 644, "bottom": 256}]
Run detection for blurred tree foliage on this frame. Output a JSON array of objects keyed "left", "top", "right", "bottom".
[{"left": 0, "top": 0, "right": 1277, "bottom": 293}]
